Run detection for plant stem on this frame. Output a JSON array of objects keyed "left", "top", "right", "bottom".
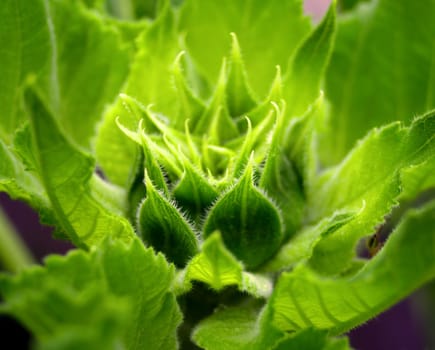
[{"left": 0, "top": 206, "right": 34, "bottom": 273}]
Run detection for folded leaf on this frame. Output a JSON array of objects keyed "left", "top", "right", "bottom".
[
  {"left": 262, "top": 209, "right": 360, "bottom": 273},
  {"left": 25, "top": 89, "right": 135, "bottom": 248},
  {"left": 272, "top": 200, "right": 435, "bottom": 334},
  {"left": 308, "top": 111, "right": 435, "bottom": 274}
]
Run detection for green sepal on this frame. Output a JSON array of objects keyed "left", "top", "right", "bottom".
[
  {"left": 126, "top": 147, "right": 146, "bottom": 222},
  {"left": 260, "top": 97, "right": 323, "bottom": 240},
  {"left": 137, "top": 172, "right": 199, "bottom": 267},
  {"left": 172, "top": 155, "right": 218, "bottom": 223},
  {"left": 283, "top": 1, "right": 336, "bottom": 115},
  {"left": 204, "top": 158, "right": 283, "bottom": 270},
  {"left": 194, "top": 59, "right": 239, "bottom": 145},
  {"left": 140, "top": 128, "right": 170, "bottom": 197},
  {"left": 226, "top": 33, "right": 257, "bottom": 118},
  {"left": 171, "top": 51, "right": 206, "bottom": 130}
]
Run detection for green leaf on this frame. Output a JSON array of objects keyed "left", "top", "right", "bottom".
[
  {"left": 0, "top": 238, "right": 182, "bottom": 350},
  {"left": 179, "top": 0, "right": 311, "bottom": 97},
  {"left": 0, "top": 137, "right": 46, "bottom": 205},
  {"left": 324, "top": 0, "right": 435, "bottom": 163},
  {"left": 204, "top": 159, "right": 283, "bottom": 270},
  {"left": 25, "top": 89, "right": 135, "bottom": 248},
  {"left": 272, "top": 328, "right": 350, "bottom": 350},
  {"left": 283, "top": 1, "right": 336, "bottom": 116},
  {"left": 262, "top": 209, "right": 360, "bottom": 273},
  {"left": 399, "top": 159, "right": 435, "bottom": 202},
  {"left": 48, "top": 0, "right": 131, "bottom": 150},
  {"left": 137, "top": 172, "right": 199, "bottom": 267},
  {"left": 308, "top": 111, "right": 435, "bottom": 274},
  {"left": 182, "top": 232, "right": 272, "bottom": 298},
  {"left": 99, "top": 238, "right": 182, "bottom": 350},
  {"left": 192, "top": 300, "right": 285, "bottom": 350},
  {"left": 272, "top": 200, "right": 435, "bottom": 334},
  {"left": 0, "top": 0, "right": 131, "bottom": 148},
  {"left": 0, "top": 0, "right": 53, "bottom": 142}
]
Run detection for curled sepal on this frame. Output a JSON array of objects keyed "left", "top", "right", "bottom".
[
  {"left": 226, "top": 33, "right": 257, "bottom": 117},
  {"left": 172, "top": 154, "right": 219, "bottom": 223},
  {"left": 137, "top": 172, "right": 199, "bottom": 267},
  {"left": 139, "top": 124, "right": 169, "bottom": 196},
  {"left": 203, "top": 158, "right": 283, "bottom": 270}
]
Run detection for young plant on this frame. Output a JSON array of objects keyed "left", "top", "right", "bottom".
[{"left": 0, "top": 0, "right": 434, "bottom": 349}]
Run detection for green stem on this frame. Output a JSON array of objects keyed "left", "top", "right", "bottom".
[
  {"left": 107, "top": 0, "right": 134, "bottom": 20},
  {"left": 0, "top": 206, "right": 34, "bottom": 273}
]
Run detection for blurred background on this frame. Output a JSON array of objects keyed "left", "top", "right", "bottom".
[{"left": 1, "top": 0, "right": 434, "bottom": 349}]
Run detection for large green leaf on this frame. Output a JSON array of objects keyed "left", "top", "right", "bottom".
[
  {"left": 307, "top": 111, "right": 435, "bottom": 274},
  {"left": 0, "top": 0, "right": 131, "bottom": 151},
  {"left": 179, "top": 0, "right": 311, "bottom": 97},
  {"left": 324, "top": 0, "right": 435, "bottom": 163},
  {"left": 48, "top": 0, "right": 131, "bottom": 149},
  {"left": 0, "top": 238, "right": 182, "bottom": 350},
  {"left": 0, "top": 0, "right": 53, "bottom": 143},
  {"left": 25, "top": 89, "right": 134, "bottom": 248},
  {"left": 272, "top": 200, "right": 435, "bottom": 334}
]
